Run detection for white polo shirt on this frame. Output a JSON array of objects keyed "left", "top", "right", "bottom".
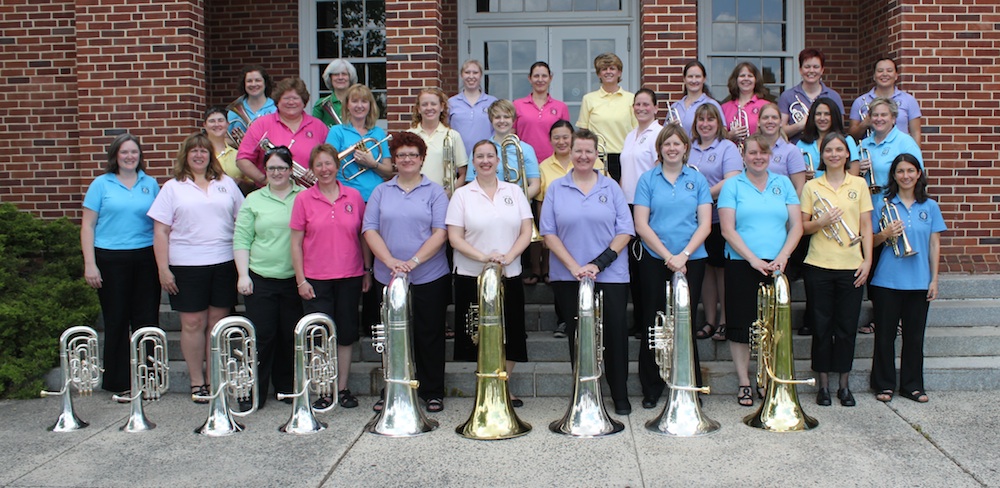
[
  {"left": 147, "top": 175, "right": 244, "bottom": 266},
  {"left": 445, "top": 179, "right": 533, "bottom": 277}
]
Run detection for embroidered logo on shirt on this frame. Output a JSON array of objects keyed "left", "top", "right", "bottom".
[
  {"left": 919, "top": 211, "right": 929, "bottom": 222},
  {"left": 752, "top": 107, "right": 759, "bottom": 114},
  {"left": 307, "top": 131, "right": 314, "bottom": 139},
  {"left": 882, "top": 148, "right": 890, "bottom": 156},
  {"left": 345, "top": 203, "right": 354, "bottom": 214},
  {"left": 685, "top": 181, "right": 696, "bottom": 191},
  {"left": 708, "top": 154, "right": 717, "bottom": 162},
  {"left": 141, "top": 187, "right": 150, "bottom": 194},
  {"left": 599, "top": 194, "right": 608, "bottom": 203},
  {"left": 217, "top": 186, "right": 228, "bottom": 193},
  {"left": 503, "top": 196, "right": 514, "bottom": 206},
  {"left": 639, "top": 135, "right": 647, "bottom": 144},
  {"left": 773, "top": 155, "right": 782, "bottom": 164},
  {"left": 772, "top": 186, "right": 782, "bottom": 196},
  {"left": 550, "top": 108, "right": 558, "bottom": 115},
  {"left": 848, "top": 190, "right": 858, "bottom": 200}
]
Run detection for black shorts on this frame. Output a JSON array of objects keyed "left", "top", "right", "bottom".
[
  {"left": 704, "top": 222, "right": 726, "bottom": 268},
  {"left": 303, "top": 276, "right": 363, "bottom": 346},
  {"left": 168, "top": 261, "right": 238, "bottom": 312}
]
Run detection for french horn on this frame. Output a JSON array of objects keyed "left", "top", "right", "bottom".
[
  {"left": 277, "top": 313, "right": 338, "bottom": 434},
  {"left": 195, "top": 316, "right": 258, "bottom": 437},
  {"left": 40, "top": 326, "right": 102, "bottom": 432},
  {"left": 113, "top": 327, "right": 169, "bottom": 432}
]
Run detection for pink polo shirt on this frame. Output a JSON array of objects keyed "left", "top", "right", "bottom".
[
  {"left": 721, "top": 95, "right": 769, "bottom": 137},
  {"left": 513, "top": 94, "right": 569, "bottom": 162},
  {"left": 445, "top": 179, "right": 533, "bottom": 278},
  {"left": 289, "top": 182, "right": 366, "bottom": 280},
  {"left": 236, "top": 112, "right": 329, "bottom": 180},
  {"left": 147, "top": 175, "right": 244, "bottom": 266}
]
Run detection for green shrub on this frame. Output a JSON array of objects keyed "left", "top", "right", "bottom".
[{"left": 0, "top": 203, "right": 100, "bottom": 399}]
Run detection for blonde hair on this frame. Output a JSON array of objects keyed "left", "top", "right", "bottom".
[
  {"left": 174, "top": 133, "right": 224, "bottom": 181},
  {"left": 593, "top": 53, "right": 623, "bottom": 80},
  {"left": 343, "top": 84, "right": 380, "bottom": 130},
  {"left": 410, "top": 87, "right": 450, "bottom": 129}
]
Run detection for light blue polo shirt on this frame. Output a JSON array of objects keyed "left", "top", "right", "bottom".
[
  {"left": 227, "top": 97, "right": 276, "bottom": 134},
  {"left": 634, "top": 165, "right": 712, "bottom": 260},
  {"left": 464, "top": 137, "right": 540, "bottom": 182},
  {"left": 326, "top": 124, "right": 391, "bottom": 202},
  {"left": 717, "top": 171, "right": 800, "bottom": 261},
  {"left": 796, "top": 135, "right": 861, "bottom": 179},
  {"left": 540, "top": 170, "right": 634, "bottom": 283},
  {"left": 870, "top": 196, "right": 946, "bottom": 290},
  {"left": 670, "top": 93, "right": 727, "bottom": 136},
  {"left": 769, "top": 137, "right": 807, "bottom": 177},
  {"left": 82, "top": 170, "right": 159, "bottom": 250},
  {"left": 861, "top": 128, "right": 923, "bottom": 189},
  {"left": 850, "top": 88, "right": 922, "bottom": 135}
]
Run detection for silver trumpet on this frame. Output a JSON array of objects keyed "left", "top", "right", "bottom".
[
  {"left": 789, "top": 95, "right": 809, "bottom": 124},
  {"left": 277, "top": 313, "right": 338, "bottom": 434},
  {"left": 442, "top": 130, "right": 457, "bottom": 197},
  {"left": 646, "top": 272, "right": 720, "bottom": 437},
  {"left": 259, "top": 135, "right": 316, "bottom": 187},
  {"left": 733, "top": 106, "right": 749, "bottom": 154},
  {"left": 550, "top": 276, "right": 624, "bottom": 437},
  {"left": 366, "top": 272, "right": 439, "bottom": 437},
  {"left": 802, "top": 151, "right": 815, "bottom": 174},
  {"left": 113, "top": 327, "right": 169, "bottom": 432},
  {"left": 40, "top": 326, "right": 102, "bottom": 432},
  {"left": 339, "top": 134, "right": 393, "bottom": 181},
  {"left": 860, "top": 148, "right": 881, "bottom": 194},
  {"left": 664, "top": 105, "right": 682, "bottom": 126},
  {"left": 812, "top": 190, "right": 862, "bottom": 247},
  {"left": 880, "top": 198, "right": 918, "bottom": 257},
  {"left": 195, "top": 316, "right": 258, "bottom": 437}
]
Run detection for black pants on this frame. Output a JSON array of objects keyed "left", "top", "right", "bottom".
[
  {"left": 552, "top": 281, "right": 630, "bottom": 404},
  {"left": 626, "top": 206, "right": 644, "bottom": 335},
  {"left": 453, "top": 274, "right": 527, "bottom": 362},
  {"left": 95, "top": 247, "right": 161, "bottom": 392},
  {"left": 637, "top": 256, "right": 707, "bottom": 400},
  {"left": 869, "top": 286, "right": 930, "bottom": 393},
  {"left": 244, "top": 272, "right": 302, "bottom": 406},
  {"left": 606, "top": 153, "right": 622, "bottom": 183},
  {"left": 805, "top": 265, "right": 863, "bottom": 373},
  {"left": 723, "top": 260, "right": 769, "bottom": 344}
]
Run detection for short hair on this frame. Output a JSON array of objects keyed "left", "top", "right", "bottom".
[
  {"left": 238, "top": 65, "right": 272, "bottom": 98},
  {"left": 410, "top": 87, "right": 450, "bottom": 129},
  {"left": 529, "top": 61, "right": 551, "bottom": 77},
  {"left": 272, "top": 77, "right": 311, "bottom": 107},
  {"left": 549, "top": 119, "right": 574, "bottom": 137},
  {"left": 105, "top": 133, "right": 144, "bottom": 174},
  {"left": 389, "top": 131, "right": 427, "bottom": 159},
  {"left": 873, "top": 57, "right": 898, "bottom": 73},
  {"left": 724, "top": 62, "right": 771, "bottom": 103},
  {"left": 886, "top": 153, "right": 929, "bottom": 203},
  {"left": 263, "top": 145, "right": 293, "bottom": 169},
  {"left": 174, "top": 133, "right": 223, "bottom": 181},
  {"left": 634, "top": 87, "right": 658, "bottom": 107},
  {"left": 461, "top": 59, "right": 484, "bottom": 74},
  {"left": 798, "top": 48, "right": 826, "bottom": 67},
  {"left": 309, "top": 143, "right": 340, "bottom": 171},
  {"left": 471, "top": 139, "right": 496, "bottom": 156},
  {"left": 743, "top": 134, "right": 773, "bottom": 156},
  {"left": 487, "top": 99, "right": 516, "bottom": 121},
  {"left": 204, "top": 105, "right": 227, "bottom": 122},
  {"left": 572, "top": 128, "right": 600, "bottom": 149},
  {"left": 800, "top": 97, "right": 847, "bottom": 144},
  {"left": 691, "top": 103, "right": 728, "bottom": 144},
  {"left": 868, "top": 97, "right": 899, "bottom": 118},
  {"left": 322, "top": 59, "right": 359, "bottom": 89},
  {"left": 343, "top": 84, "right": 380, "bottom": 129},
  {"left": 655, "top": 123, "right": 691, "bottom": 165},
  {"left": 593, "top": 53, "right": 623, "bottom": 79},
  {"left": 817, "top": 132, "right": 851, "bottom": 172},
  {"left": 681, "top": 60, "right": 712, "bottom": 98}
]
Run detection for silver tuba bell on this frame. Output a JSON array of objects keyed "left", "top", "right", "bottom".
[
  {"left": 113, "top": 327, "right": 169, "bottom": 432},
  {"left": 646, "top": 272, "right": 720, "bottom": 436},
  {"left": 195, "top": 316, "right": 258, "bottom": 437},
  {"left": 366, "top": 272, "right": 439, "bottom": 436},
  {"left": 549, "top": 276, "right": 624, "bottom": 437},
  {"left": 40, "top": 326, "right": 102, "bottom": 432},
  {"left": 278, "top": 313, "right": 338, "bottom": 434}
]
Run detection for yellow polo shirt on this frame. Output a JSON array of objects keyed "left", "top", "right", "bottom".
[
  {"left": 800, "top": 174, "right": 873, "bottom": 270},
  {"left": 576, "top": 87, "right": 637, "bottom": 154}
]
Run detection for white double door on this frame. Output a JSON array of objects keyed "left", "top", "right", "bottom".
[{"left": 469, "top": 26, "right": 630, "bottom": 125}]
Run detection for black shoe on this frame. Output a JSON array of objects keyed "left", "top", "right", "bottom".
[
  {"left": 510, "top": 397, "right": 524, "bottom": 408},
  {"left": 279, "top": 394, "right": 293, "bottom": 405},
  {"left": 338, "top": 389, "right": 358, "bottom": 408},
  {"left": 798, "top": 325, "right": 812, "bottom": 336},
  {"left": 837, "top": 388, "right": 856, "bottom": 407},
  {"left": 641, "top": 397, "right": 658, "bottom": 409},
  {"left": 816, "top": 388, "right": 832, "bottom": 406},
  {"left": 614, "top": 400, "right": 632, "bottom": 415},
  {"left": 238, "top": 398, "right": 254, "bottom": 411},
  {"left": 552, "top": 322, "right": 567, "bottom": 339}
]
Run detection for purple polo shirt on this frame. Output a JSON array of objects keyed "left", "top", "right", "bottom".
[
  {"left": 777, "top": 82, "right": 844, "bottom": 143},
  {"left": 849, "top": 87, "right": 922, "bottom": 135},
  {"left": 670, "top": 93, "right": 726, "bottom": 136},
  {"left": 513, "top": 94, "right": 569, "bottom": 162},
  {"left": 236, "top": 112, "right": 329, "bottom": 180},
  {"left": 289, "top": 182, "right": 365, "bottom": 280},
  {"left": 769, "top": 138, "right": 806, "bottom": 177},
  {"left": 539, "top": 170, "right": 634, "bottom": 283},
  {"left": 689, "top": 137, "right": 744, "bottom": 223},
  {"left": 362, "top": 176, "right": 449, "bottom": 286},
  {"left": 448, "top": 91, "right": 497, "bottom": 150}
]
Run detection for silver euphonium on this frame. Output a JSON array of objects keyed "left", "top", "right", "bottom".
[
  {"left": 277, "top": 313, "right": 338, "bottom": 434},
  {"left": 113, "top": 327, "right": 169, "bottom": 432},
  {"left": 366, "top": 272, "right": 439, "bottom": 436},
  {"left": 646, "top": 272, "right": 720, "bottom": 437},
  {"left": 195, "top": 316, "right": 258, "bottom": 437},
  {"left": 880, "top": 198, "right": 917, "bottom": 257},
  {"left": 812, "top": 190, "right": 862, "bottom": 247},
  {"left": 442, "top": 130, "right": 457, "bottom": 197},
  {"left": 40, "top": 326, "right": 102, "bottom": 432},
  {"left": 550, "top": 276, "right": 624, "bottom": 437},
  {"left": 226, "top": 96, "right": 252, "bottom": 148},
  {"left": 789, "top": 95, "right": 809, "bottom": 124},
  {"left": 258, "top": 134, "right": 316, "bottom": 187},
  {"left": 457, "top": 262, "right": 531, "bottom": 440},
  {"left": 499, "top": 134, "right": 542, "bottom": 242}
]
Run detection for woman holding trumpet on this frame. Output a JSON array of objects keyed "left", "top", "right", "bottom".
[
  {"left": 778, "top": 48, "right": 844, "bottom": 143},
  {"left": 407, "top": 87, "right": 468, "bottom": 194},
  {"left": 796, "top": 97, "right": 861, "bottom": 180},
  {"left": 227, "top": 65, "right": 275, "bottom": 144},
  {"left": 668, "top": 60, "right": 725, "bottom": 136},
  {"left": 848, "top": 58, "right": 922, "bottom": 146},
  {"left": 464, "top": 100, "right": 541, "bottom": 200},
  {"left": 721, "top": 62, "right": 771, "bottom": 147},
  {"left": 869, "top": 153, "right": 944, "bottom": 403},
  {"left": 312, "top": 59, "right": 356, "bottom": 128},
  {"left": 859, "top": 97, "right": 923, "bottom": 200},
  {"left": 799, "top": 133, "right": 873, "bottom": 407},
  {"left": 325, "top": 84, "right": 393, "bottom": 202}
]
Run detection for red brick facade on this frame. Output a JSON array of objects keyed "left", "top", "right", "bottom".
[{"left": 1, "top": 0, "right": 997, "bottom": 272}]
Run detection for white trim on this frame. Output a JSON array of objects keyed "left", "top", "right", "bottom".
[{"left": 298, "top": 0, "right": 316, "bottom": 109}]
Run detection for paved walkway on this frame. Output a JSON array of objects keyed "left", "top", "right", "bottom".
[{"left": 1, "top": 390, "right": 996, "bottom": 487}]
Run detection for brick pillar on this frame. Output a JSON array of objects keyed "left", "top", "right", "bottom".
[
  {"left": 385, "top": 0, "right": 443, "bottom": 131},
  {"left": 76, "top": 0, "right": 207, "bottom": 186},
  {"left": 639, "top": 1, "right": 698, "bottom": 112}
]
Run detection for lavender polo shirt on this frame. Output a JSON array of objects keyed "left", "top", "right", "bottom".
[
  {"left": 670, "top": 93, "right": 726, "bottom": 137},
  {"left": 850, "top": 88, "right": 922, "bottom": 135},
  {"left": 769, "top": 137, "right": 807, "bottom": 177},
  {"left": 289, "top": 182, "right": 366, "bottom": 280},
  {"left": 689, "top": 137, "right": 744, "bottom": 223},
  {"left": 362, "top": 176, "right": 450, "bottom": 285},
  {"left": 777, "top": 82, "right": 845, "bottom": 143},
  {"left": 513, "top": 94, "right": 569, "bottom": 162},
  {"left": 146, "top": 175, "right": 244, "bottom": 266},
  {"left": 540, "top": 170, "right": 635, "bottom": 283},
  {"left": 448, "top": 91, "right": 497, "bottom": 151}
]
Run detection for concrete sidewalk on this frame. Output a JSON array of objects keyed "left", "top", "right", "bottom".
[{"left": 1, "top": 390, "right": 996, "bottom": 487}]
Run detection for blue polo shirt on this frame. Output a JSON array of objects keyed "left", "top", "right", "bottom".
[
  {"left": 540, "top": 170, "right": 635, "bottom": 283},
  {"left": 861, "top": 128, "right": 923, "bottom": 189},
  {"left": 326, "top": 124, "right": 391, "bottom": 202},
  {"left": 83, "top": 171, "right": 160, "bottom": 250},
  {"left": 717, "top": 171, "right": 800, "bottom": 261},
  {"left": 464, "top": 137, "right": 540, "bottom": 182},
  {"left": 227, "top": 97, "right": 276, "bottom": 134},
  {"left": 796, "top": 136, "right": 861, "bottom": 179},
  {"left": 634, "top": 165, "right": 712, "bottom": 260},
  {"left": 670, "top": 93, "right": 726, "bottom": 136},
  {"left": 870, "top": 196, "right": 946, "bottom": 290},
  {"left": 769, "top": 137, "right": 807, "bottom": 177}
]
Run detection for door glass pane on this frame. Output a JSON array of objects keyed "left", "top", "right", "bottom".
[
  {"left": 573, "top": 0, "right": 597, "bottom": 10},
  {"left": 592, "top": 39, "right": 616, "bottom": 58},
  {"left": 512, "top": 41, "right": 536, "bottom": 69},
  {"left": 551, "top": 0, "right": 572, "bottom": 10},
  {"left": 525, "top": 0, "right": 546, "bottom": 11},
  {"left": 562, "top": 40, "right": 588, "bottom": 69},
  {"left": 486, "top": 74, "right": 510, "bottom": 101},
  {"left": 485, "top": 41, "right": 510, "bottom": 71},
  {"left": 737, "top": 0, "right": 761, "bottom": 21}
]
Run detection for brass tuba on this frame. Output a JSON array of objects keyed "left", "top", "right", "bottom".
[
  {"left": 549, "top": 276, "right": 624, "bottom": 437},
  {"left": 646, "top": 272, "right": 721, "bottom": 436},
  {"left": 113, "top": 327, "right": 169, "bottom": 432},
  {"left": 277, "top": 313, "right": 338, "bottom": 434},
  {"left": 879, "top": 198, "right": 917, "bottom": 257},
  {"left": 258, "top": 134, "right": 316, "bottom": 187},
  {"left": 789, "top": 95, "right": 809, "bottom": 124},
  {"left": 366, "top": 272, "right": 439, "bottom": 436},
  {"left": 195, "top": 316, "right": 258, "bottom": 437},
  {"left": 456, "top": 262, "right": 531, "bottom": 439},
  {"left": 40, "top": 326, "right": 102, "bottom": 432},
  {"left": 339, "top": 134, "right": 393, "bottom": 181},
  {"left": 499, "top": 134, "right": 542, "bottom": 242},
  {"left": 225, "top": 96, "right": 252, "bottom": 148},
  {"left": 744, "top": 271, "right": 818, "bottom": 432},
  {"left": 442, "top": 130, "right": 457, "bottom": 197},
  {"left": 812, "top": 190, "right": 862, "bottom": 247}
]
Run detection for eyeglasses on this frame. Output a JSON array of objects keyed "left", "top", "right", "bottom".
[
  {"left": 266, "top": 166, "right": 291, "bottom": 173},
  {"left": 395, "top": 153, "right": 421, "bottom": 160}
]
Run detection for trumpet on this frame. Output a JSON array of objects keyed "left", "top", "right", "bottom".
[
  {"left": 278, "top": 313, "right": 338, "bottom": 434},
  {"left": 879, "top": 198, "right": 918, "bottom": 257},
  {"left": 812, "top": 190, "right": 862, "bottom": 247},
  {"left": 860, "top": 148, "right": 881, "bottom": 194},
  {"left": 664, "top": 105, "right": 682, "bottom": 126},
  {"left": 195, "top": 316, "right": 258, "bottom": 437},
  {"left": 442, "top": 130, "right": 457, "bottom": 196},
  {"left": 321, "top": 99, "right": 343, "bottom": 126},
  {"left": 859, "top": 98, "right": 873, "bottom": 139},
  {"left": 40, "top": 326, "right": 102, "bottom": 432},
  {"left": 258, "top": 135, "right": 316, "bottom": 187},
  {"left": 789, "top": 95, "right": 809, "bottom": 124},
  {"left": 802, "top": 151, "right": 815, "bottom": 173},
  {"left": 226, "top": 97, "right": 252, "bottom": 148},
  {"left": 499, "top": 134, "right": 542, "bottom": 242},
  {"left": 114, "top": 327, "right": 169, "bottom": 433},
  {"left": 733, "top": 105, "right": 749, "bottom": 154},
  {"left": 339, "top": 134, "right": 393, "bottom": 181}
]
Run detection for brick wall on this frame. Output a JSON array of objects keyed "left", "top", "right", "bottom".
[
  {"left": 440, "top": 0, "right": 459, "bottom": 96},
  {"left": 804, "top": 0, "right": 861, "bottom": 103},
  {"left": 639, "top": 1, "right": 698, "bottom": 115},
  {"left": 385, "top": 0, "right": 443, "bottom": 131}
]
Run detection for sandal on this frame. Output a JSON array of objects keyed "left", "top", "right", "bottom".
[
  {"left": 542, "top": 273, "right": 550, "bottom": 285},
  {"left": 426, "top": 398, "right": 444, "bottom": 413},
  {"left": 191, "top": 385, "right": 209, "bottom": 405},
  {"left": 338, "top": 389, "right": 359, "bottom": 408},
  {"left": 876, "top": 390, "right": 893, "bottom": 402},
  {"left": 859, "top": 323, "right": 875, "bottom": 334},
  {"left": 737, "top": 385, "right": 753, "bottom": 407},
  {"left": 312, "top": 395, "right": 334, "bottom": 410},
  {"left": 695, "top": 323, "right": 717, "bottom": 340},
  {"left": 522, "top": 273, "right": 540, "bottom": 286},
  {"left": 372, "top": 398, "right": 385, "bottom": 412},
  {"left": 900, "top": 390, "right": 929, "bottom": 403},
  {"left": 712, "top": 324, "right": 727, "bottom": 342}
]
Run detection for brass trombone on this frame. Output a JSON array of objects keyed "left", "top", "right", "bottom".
[
  {"left": 879, "top": 198, "right": 918, "bottom": 257},
  {"left": 40, "top": 326, "right": 102, "bottom": 432},
  {"left": 258, "top": 135, "right": 316, "bottom": 187},
  {"left": 339, "top": 134, "right": 393, "bottom": 181},
  {"left": 113, "top": 327, "right": 169, "bottom": 432},
  {"left": 499, "top": 134, "right": 542, "bottom": 242},
  {"left": 442, "top": 130, "right": 457, "bottom": 196},
  {"left": 812, "top": 190, "right": 862, "bottom": 247},
  {"left": 789, "top": 95, "right": 809, "bottom": 124}
]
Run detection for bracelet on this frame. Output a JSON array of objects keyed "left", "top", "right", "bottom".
[
  {"left": 682, "top": 250, "right": 691, "bottom": 257},
  {"left": 364, "top": 266, "right": 373, "bottom": 273},
  {"left": 410, "top": 256, "right": 421, "bottom": 265},
  {"left": 297, "top": 280, "right": 308, "bottom": 287}
]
